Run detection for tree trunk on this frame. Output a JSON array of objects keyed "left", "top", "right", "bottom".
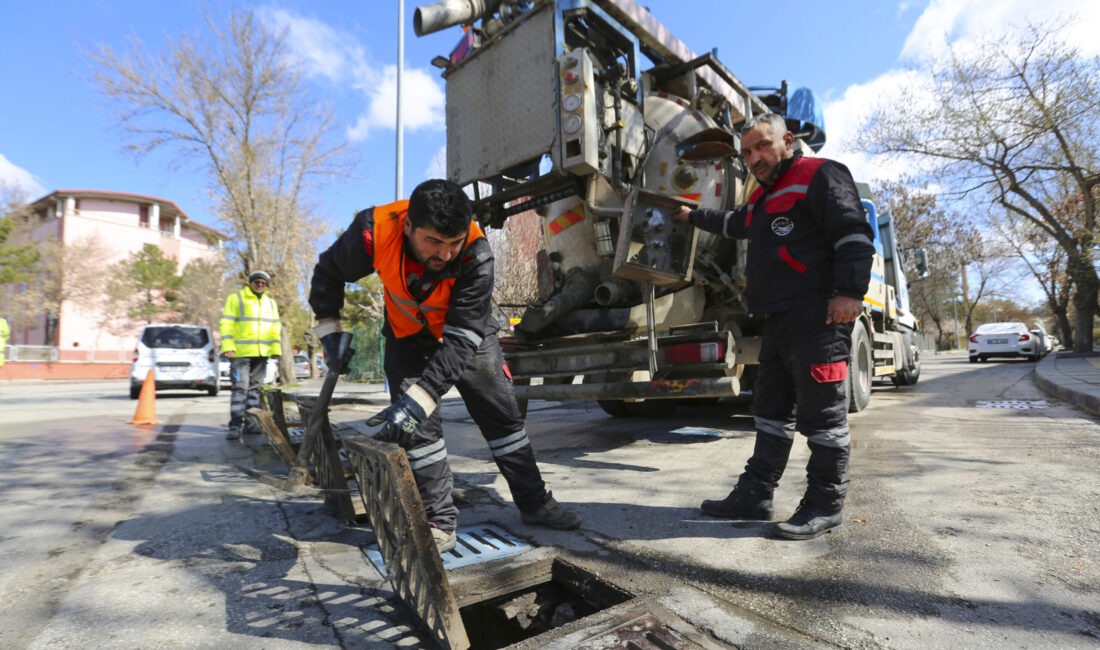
[
  {"left": 1053, "top": 307, "right": 1073, "bottom": 350},
  {"left": 1069, "top": 256, "right": 1098, "bottom": 352}
]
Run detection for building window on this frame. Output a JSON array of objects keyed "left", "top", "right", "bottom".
[{"left": 139, "top": 205, "right": 150, "bottom": 227}]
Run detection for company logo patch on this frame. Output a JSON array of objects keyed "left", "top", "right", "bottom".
[{"left": 770, "top": 216, "right": 794, "bottom": 236}]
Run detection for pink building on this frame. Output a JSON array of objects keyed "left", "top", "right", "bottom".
[{"left": 2, "top": 189, "right": 228, "bottom": 380}]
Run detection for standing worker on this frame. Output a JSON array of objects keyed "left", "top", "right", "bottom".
[
  {"left": 673, "top": 112, "right": 874, "bottom": 540},
  {"left": 220, "top": 271, "right": 282, "bottom": 440},
  {"left": 0, "top": 316, "right": 9, "bottom": 368},
  {"left": 309, "top": 179, "right": 581, "bottom": 552}
]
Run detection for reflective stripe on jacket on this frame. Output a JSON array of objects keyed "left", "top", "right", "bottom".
[
  {"left": 372, "top": 200, "right": 486, "bottom": 340},
  {"left": 219, "top": 286, "right": 282, "bottom": 357}
]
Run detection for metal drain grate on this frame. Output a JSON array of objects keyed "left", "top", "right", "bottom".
[
  {"left": 364, "top": 523, "right": 532, "bottom": 576},
  {"left": 975, "top": 400, "right": 1050, "bottom": 409}
]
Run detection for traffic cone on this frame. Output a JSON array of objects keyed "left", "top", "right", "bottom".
[{"left": 129, "top": 369, "right": 160, "bottom": 425}]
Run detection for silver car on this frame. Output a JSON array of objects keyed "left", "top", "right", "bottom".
[{"left": 968, "top": 322, "right": 1042, "bottom": 363}]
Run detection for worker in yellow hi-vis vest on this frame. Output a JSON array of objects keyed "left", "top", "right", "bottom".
[{"left": 219, "top": 271, "right": 281, "bottom": 440}]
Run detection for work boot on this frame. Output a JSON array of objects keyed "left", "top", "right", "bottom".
[
  {"left": 773, "top": 499, "right": 843, "bottom": 540},
  {"left": 430, "top": 525, "right": 457, "bottom": 553},
  {"left": 226, "top": 425, "right": 242, "bottom": 440},
  {"left": 700, "top": 482, "right": 774, "bottom": 520},
  {"left": 521, "top": 492, "right": 582, "bottom": 530}
]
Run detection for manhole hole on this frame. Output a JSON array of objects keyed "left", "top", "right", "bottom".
[
  {"left": 975, "top": 400, "right": 1049, "bottom": 409},
  {"left": 364, "top": 524, "right": 532, "bottom": 576}
]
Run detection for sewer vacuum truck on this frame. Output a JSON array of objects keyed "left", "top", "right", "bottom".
[{"left": 414, "top": 0, "right": 922, "bottom": 416}]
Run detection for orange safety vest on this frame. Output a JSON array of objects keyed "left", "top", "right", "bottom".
[{"left": 372, "top": 200, "right": 485, "bottom": 340}]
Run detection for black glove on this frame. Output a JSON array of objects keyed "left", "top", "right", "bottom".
[
  {"left": 367, "top": 392, "right": 428, "bottom": 446},
  {"left": 320, "top": 332, "right": 352, "bottom": 375}
]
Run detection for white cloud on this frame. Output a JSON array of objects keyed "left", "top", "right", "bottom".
[
  {"left": 0, "top": 153, "right": 47, "bottom": 198},
  {"left": 821, "top": 0, "right": 1100, "bottom": 184},
  {"left": 818, "top": 69, "right": 938, "bottom": 184},
  {"left": 346, "top": 65, "right": 445, "bottom": 141},
  {"left": 261, "top": 7, "right": 445, "bottom": 143},
  {"left": 902, "top": 0, "right": 1100, "bottom": 62},
  {"left": 260, "top": 7, "right": 363, "bottom": 79}
]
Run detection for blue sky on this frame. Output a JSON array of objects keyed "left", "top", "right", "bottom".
[{"left": 1, "top": 0, "right": 1096, "bottom": 246}]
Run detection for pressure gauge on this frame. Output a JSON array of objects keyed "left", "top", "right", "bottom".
[
  {"left": 563, "top": 114, "right": 583, "bottom": 134},
  {"left": 562, "top": 93, "right": 583, "bottom": 112}
]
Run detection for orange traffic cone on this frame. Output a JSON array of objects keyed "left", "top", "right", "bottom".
[{"left": 129, "top": 369, "right": 160, "bottom": 425}]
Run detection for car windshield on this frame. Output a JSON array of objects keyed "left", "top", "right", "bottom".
[
  {"left": 142, "top": 326, "right": 210, "bottom": 349},
  {"left": 975, "top": 322, "right": 1027, "bottom": 335}
]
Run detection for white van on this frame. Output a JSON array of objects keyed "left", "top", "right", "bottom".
[{"left": 130, "top": 324, "right": 220, "bottom": 399}]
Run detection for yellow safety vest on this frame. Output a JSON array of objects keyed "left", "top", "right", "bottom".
[{"left": 219, "top": 287, "right": 282, "bottom": 357}]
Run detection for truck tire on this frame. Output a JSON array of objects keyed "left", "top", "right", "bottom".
[
  {"left": 892, "top": 345, "right": 921, "bottom": 386},
  {"left": 207, "top": 384, "right": 219, "bottom": 396},
  {"left": 848, "top": 322, "right": 873, "bottom": 413},
  {"left": 585, "top": 373, "right": 677, "bottom": 418}
]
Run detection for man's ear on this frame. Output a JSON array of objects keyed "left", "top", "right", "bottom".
[
  {"left": 783, "top": 130, "right": 795, "bottom": 149},
  {"left": 403, "top": 219, "right": 412, "bottom": 237}
]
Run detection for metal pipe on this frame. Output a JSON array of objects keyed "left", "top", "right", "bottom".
[
  {"left": 593, "top": 279, "right": 640, "bottom": 306},
  {"left": 414, "top": 0, "right": 500, "bottom": 36},
  {"left": 513, "top": 376, "right": 740, "bottom": 401}
]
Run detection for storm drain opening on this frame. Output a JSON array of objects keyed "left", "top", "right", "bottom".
[{"left": 455, "top": 557, "right": 634, "bottom": 649}]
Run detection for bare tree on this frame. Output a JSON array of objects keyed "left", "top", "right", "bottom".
[
  {"left": 994, "top": 213, "right": 1073, "bottom": 345},
  {"left": 488, "top": 209, "right": 542, "bottom": 327},
  {"left": 859, "top": 20, "right": 1100, "bottom": 351},
  {"left": 875, "top": 179, "right": 1002, "bottom": 348},
  {"left": 88, "top": 8, "right": 353, "bottom": 380},
  {"left": 176, "top": 256, "right": 230, "bottom": 329}
]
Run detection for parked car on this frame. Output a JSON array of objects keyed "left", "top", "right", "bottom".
[
  {"left": 968, "top": 322, "right": 1043, "bottom": 363},
  {"left": 293, "top": 353, "right": 311, "bottom": 379},
  {"left": 130, "top": 324, "right": 219, "bottom": 399},
  {"left": 1030, "top": 322, "right": 1055, "bottom": 356}
]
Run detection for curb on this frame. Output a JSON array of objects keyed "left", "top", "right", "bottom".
[{"left": 1033, "top": 353, "right": 1100, "bottom": 416}]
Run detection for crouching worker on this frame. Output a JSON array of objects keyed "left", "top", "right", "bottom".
[{"left": 309, "top": 179, "right": 582, "bottom": 552}]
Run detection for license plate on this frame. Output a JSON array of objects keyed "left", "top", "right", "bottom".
[{"left": 988, "top": 338, "right": 1007, "bottom": 344}]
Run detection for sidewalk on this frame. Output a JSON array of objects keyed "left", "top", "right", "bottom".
[{"left": 1033, "top": 350, "right": 1100, "bottom": 415}]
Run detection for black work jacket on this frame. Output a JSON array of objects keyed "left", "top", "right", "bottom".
[
  {"left": 691, "top": 153, "right": 874, "bottom": 315},
  {"left": 308, "top": 207, "right": 498, "bottom": 402}
]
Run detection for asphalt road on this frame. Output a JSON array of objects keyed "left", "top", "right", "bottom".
[{"left": 0, "top": 353, "right": 1097, "bottom": 648}]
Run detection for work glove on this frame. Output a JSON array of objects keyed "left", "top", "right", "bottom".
[
  {"left": 315, "top": 319, "right": 353, "bottom": 375},
  {"left": 367, "top": 384, "right": 436, "bottom": 447}
]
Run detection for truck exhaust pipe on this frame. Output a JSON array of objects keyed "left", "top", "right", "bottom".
[
  {"left": 594, "top": 279, "right": 641, "bottom": 307},
  {"left": 414, "top": 0, "right": 501, "bottom": 36}
]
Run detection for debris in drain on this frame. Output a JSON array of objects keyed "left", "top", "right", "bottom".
[{"left": 459, "top": 558, "right": 633, "bottom": 649}]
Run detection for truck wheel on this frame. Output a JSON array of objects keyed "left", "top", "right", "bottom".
[
  {"left": 130, "top": 384, "right": 142, "bottom": 400},
  {"left": 207, "top": 384, "right": 219, "bottom": 396},
  {"left": 848, "top": 323, "right": 873, "bottom": 413},
  {"left": 892, "top": 346, "right": 921, "bottom": 386},
  {"left": 624, "top": 399, "right": 677, "bottom": 418},
  {"left": 584, "top": 372, "right": 677, "bottom": 417},
  {"left": 596, "top": 399, "right": 632, "bottom": 418}
]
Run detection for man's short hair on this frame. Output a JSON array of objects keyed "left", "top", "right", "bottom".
[
  {"left": 740, "top": 112, "right": 788, "bottom": 136},
  {"left": 407, "top": 179, "right": 473, "bottom": 237}
]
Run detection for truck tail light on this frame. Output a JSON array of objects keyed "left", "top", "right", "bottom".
[
  {"left": 1018, "top": 333, "right": 1031, "bottom": 342},
  {"left": 133, "top": 348, "right": 139, "bottom": 363},
  {"left": 209, "top": 349, "right": 217, "bottom": 363},
  {"left": 664, "top": 342, "right": 724, "bottom": 365},
  {"left": 969, "top": 335, "right": 978, "bottom": 343}
]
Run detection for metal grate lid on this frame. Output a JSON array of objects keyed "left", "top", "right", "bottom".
[{"left": 364, "top": 523, "right": 533, "bottom": 576}]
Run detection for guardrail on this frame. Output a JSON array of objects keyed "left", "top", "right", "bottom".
[{"left": 5, "top": 345, "right": 132, "bottom": 363}]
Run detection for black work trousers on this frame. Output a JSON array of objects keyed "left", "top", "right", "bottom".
[
  {"left": 229, "top": 356, "right": 267, "bottom": 429},
  {"left": 383, "top": 333, "right": 548, "bottom": 531},
  {"left": 749, "top": 301, "right": 853, "bottom": 512}
]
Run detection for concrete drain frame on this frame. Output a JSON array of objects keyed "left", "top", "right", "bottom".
[{"left": 342, "top": 434, "right": 729, "bottom": 649}]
